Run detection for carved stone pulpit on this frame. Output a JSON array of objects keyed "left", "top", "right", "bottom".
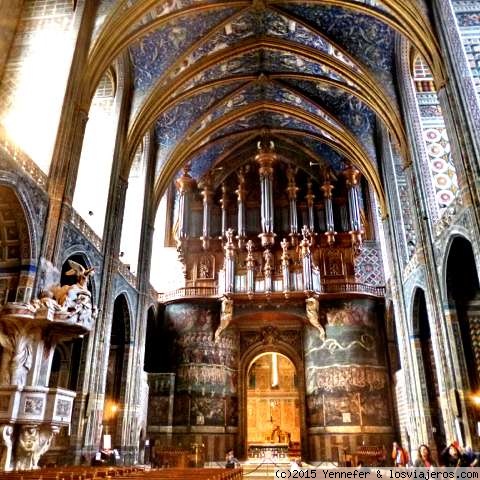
[{"left": 0, "top": 260, "right": 96, "bottom": 470}]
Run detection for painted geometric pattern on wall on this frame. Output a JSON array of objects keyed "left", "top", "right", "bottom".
[
  {"left": 453, "top": 1, "right": 480, "bottom": 103},
  {"left": 422, "top": 127, "right": 459, "bottom": 210},
  {"left": 354, "top": 243, "right": 384, "bottom": 287},
  {"left": 463, "top": 37, "right": 480, "bottom": 101}
]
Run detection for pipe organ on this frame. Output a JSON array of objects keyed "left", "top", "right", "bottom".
[{"left": 173, "top": 144, "right": 377, "bottom": 297}]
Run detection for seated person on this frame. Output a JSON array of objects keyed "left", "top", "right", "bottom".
[{"left": 225, "top": 449, "right": 240, "bottom": 468}]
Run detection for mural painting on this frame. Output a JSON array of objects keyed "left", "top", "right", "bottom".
[
  {"left": 164, "top": 302, "right": 239, "bottom": 428},
  {"left": 304, "top": 299, "right": 392, "bottom": 430},
  {"left": 147, "top": 373, "right": 174, "bottom": 426}
]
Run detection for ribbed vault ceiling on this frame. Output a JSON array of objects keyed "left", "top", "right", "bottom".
[{"left": 85, "top": 0, "right": 444, "bottom": 215}]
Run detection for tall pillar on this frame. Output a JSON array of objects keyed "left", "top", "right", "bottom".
[
  {"left": 431, "top": 0, "right": 480, "bottom": 177},
  {"left": 121, "top": 130, "right": 157, "bottom": 464},
  {"left": 256, "top": 139, "right": 276, "bottom": 247},
  {"left": 321, "top": 174, "right": 336, "bottom": 246},
  {"left": 39, "top": 1, "right": 98, "bottom": 265},
  {"left": 286, "top": 165, "right": 299, "bottom": 246},
  {"left": 83, "top": 177, "right": 128, "bottom": 455},
  {"left": 236, "top": 168, "right": 247, "bottom": 249},
  {"left": 199, "top": 175, "right": 214, "bottom": 250},
  {"left": 175, "top": 166, "right": 196, "bottom": 242}
]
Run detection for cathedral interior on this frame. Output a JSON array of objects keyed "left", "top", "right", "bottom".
[{"left": 0, "top": 0, "right": 480, "bottom": 473}]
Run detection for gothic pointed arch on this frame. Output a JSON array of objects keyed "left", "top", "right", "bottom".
[
  {"left": 445, "top": 236, "right": 480, "bottom": 392},
  {"left": 411, "top": 287, "right": 445, "bottom": 453},
  {"left": 107, "top": 293, "right": 132, "bottom": 446}
]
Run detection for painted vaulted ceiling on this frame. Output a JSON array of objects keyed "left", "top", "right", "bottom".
[{"left": 87, "top": 0, "right": 444, "bottom": 213}]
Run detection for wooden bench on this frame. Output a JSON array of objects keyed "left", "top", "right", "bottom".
[{"left": 0, "top": 466, "right": 242, "bottom": 480}]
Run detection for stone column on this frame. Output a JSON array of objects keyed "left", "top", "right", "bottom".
[
  {"left": 120, "top": 130, "right": 157, "bottom": 464},
  {"left": 82, "top": 177, "right": 128, "bottom": 456},
  {"left": 256, "top": 140, "right": 276, "bottom": 247},
  {"left": 431, "top": 0, "right": 480, "bottom": 179},
  {"left": 69, "top": 54, "right": 134, "bottom": 462},
  {"left": 39, "top": 1, "right": 98, "bottom": 265}
]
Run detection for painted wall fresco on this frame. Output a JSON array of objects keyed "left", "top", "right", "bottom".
[
  {"left": 304, "top": 298, "right": 392, "bottom": 429},
  {"left": 164, "top": 302, "right": 239, "bottom": 428},
  {"left": 147, "top": 373, "right": 174, "bottom": 426}
]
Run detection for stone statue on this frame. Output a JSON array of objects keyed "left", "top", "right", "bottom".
[
  {"left": 300, "top": 226, "right": 312, "bottom": 258},
  {"left": 214, "top": 297, "right": 234, "bottom": 341},
  {"left": 15, "top": 425, "right": 56, "bottom": 470},
  {"left": 0, "top": 325, "right": 32, "bottom": 387},
  {"left": 51, "top": 260, "right": 94, "bottom": 307},
  {"left": 10, "top": 336, "right": 32, "bottom": 386},
  {"left": 36, "top": 260, "right": 96, "bottom": 327},
  {"left": 225, "top": 228, "right": 235, "bottom": 246},
  {"left": 15, "top": 425, "right": 37, "bottom": 470},
  {"left": 263, "top": 248, "right": 273, "bottom": 275},
  {"left": 305, "top": 296, "right": 325, "bottom": 340},
  {"left": 0, "top": 425, "right": 13, "bottom": 470}
]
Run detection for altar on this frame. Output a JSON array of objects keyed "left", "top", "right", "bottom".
[{"left": 247, "top": 443, "right": 289, "bottom": 461}]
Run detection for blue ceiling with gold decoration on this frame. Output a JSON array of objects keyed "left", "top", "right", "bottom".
[{"left": 95, "top": 0, "right": 404, "bottom": 188}]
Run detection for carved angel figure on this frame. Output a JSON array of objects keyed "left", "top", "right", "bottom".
[{"left": 214, "top": 297, "right": 234, "bottom": 341}]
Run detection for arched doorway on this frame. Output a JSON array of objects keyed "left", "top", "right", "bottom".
[
  {"left": 412, "top": 288, "right": 445, "bottom": 453},
  {"left": 144, "top": 306, "right": 160, "bottom": 373},
  {"left": 106, "top": 294, "right": 131, "bottom": 446},
  {"left": 446, "top": 236, "right": 480, "bottom": 446},
  {"left": 239, "top": 339, "right": 307, "bottom": 461},
  {"left": 446, "top": 237, "right": 480, "bottom": 391},
  {"left": 246, "top": 352, "right": 301, "bottom": 460}
]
